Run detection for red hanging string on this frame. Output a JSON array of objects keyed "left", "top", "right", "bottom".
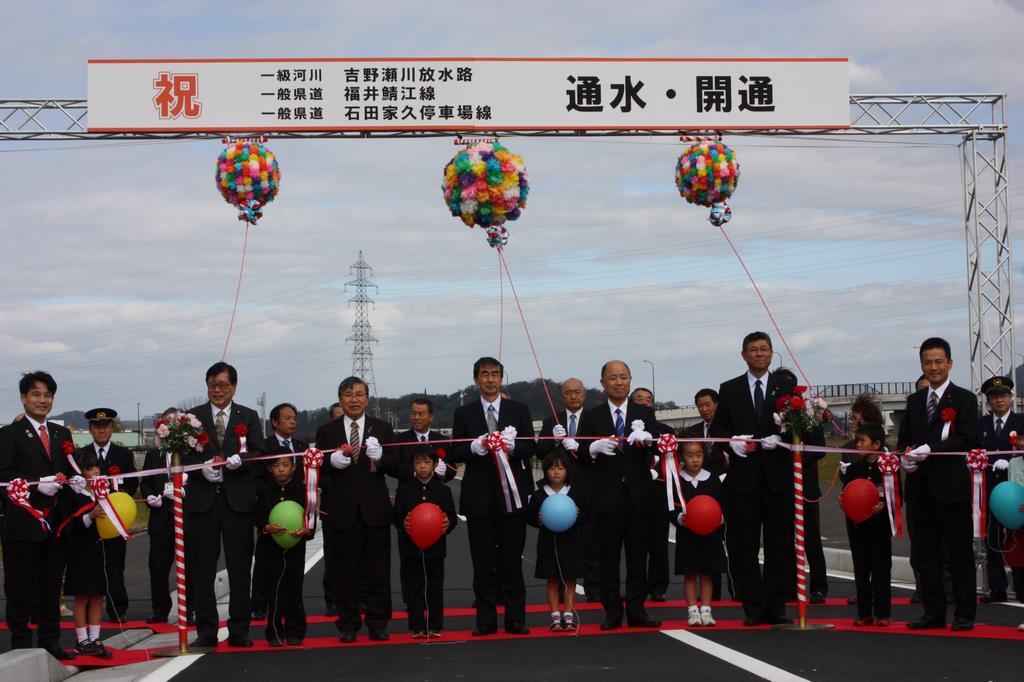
[
  {"left": 221, "top": 224, "right": 250, "bottom": 361},
  {"left": 496, "top": 247, "right": 560, "bottom": 425}
]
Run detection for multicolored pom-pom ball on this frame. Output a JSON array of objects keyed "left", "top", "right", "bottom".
[
  {"left": 442, "top": 141, "right": 529, "bottom": 244},
  {"left": 215, "top": 141, "right": 281, "bottom": 225},
  {"left": 675, "top": 140, "right": 739, "bottom": 208}
]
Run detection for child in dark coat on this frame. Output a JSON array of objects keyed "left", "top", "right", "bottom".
[
  {"left": 255, "top": 455, "right": 313, "bottom": 646},
  {"left": 671, "top": 441, "right": 726, "bottom": 627},
  {"left": 526, "top": 451, "right": 587, "bottom": 632},
  {"left": 394, "top": 445, "right": 458, "bottom": 638},
  {"left": 841, "top": 423, "right": 895, "bottom": 626}
]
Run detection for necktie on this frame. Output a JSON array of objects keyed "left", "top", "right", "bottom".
[
  {"left": 704, "top": 423, "right": 711, "bottom": 456},
  {"left": 38, "top": 424, "right": 51, "bottom": 460},
  {"left": 98, "top": 446, "right": 106, "bottom": 461},
  {"left": 995, "top": 417, "right": 1003, "bottom": 439},
  {"left": 283, "top": 439, "right": 292, "bottom": 452},
  {"left": 349, "top": 420, "right": 361, "bottom": 463},
  {"left": 614, "top": 408, "right": 624, "bottom": 437},
  {"left": 215, "top": 410, "right": 227, "bottom": 443},
  {"left": 927, "top": 392, "right": 938, "bottom": 423},
  {"left": 568, "top": 413, "right": 577, "bottom": 438},
  {"left": 420, "top": 434, "right": 427, "bottom": 443},
  {"left": 754, "top": 379, "right": 764, "bottom": 415},
  {"left": 486, "top": 404, "right": 498, "bottom": 433}
]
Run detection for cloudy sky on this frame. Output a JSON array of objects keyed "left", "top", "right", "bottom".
[{"left": 1, "top": 0, "right": 1023, "bottom": 423}]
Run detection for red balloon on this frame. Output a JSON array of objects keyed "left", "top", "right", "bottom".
[
  {"left": 842, "top": 479, "right": 880, "bottom": 523},
  {"left": 408, "top": 502, "right": 445, "bottom": 550},
  {"left": 685, "top": 495, "right": 723, "bottom": 536}
]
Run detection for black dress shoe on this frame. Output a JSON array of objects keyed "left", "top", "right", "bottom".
[
  {"left": 266, "top": 638, "right": 283, "bottom": 647},
  {"left": 649, "top": 593, "right": 667, "bottom": 603},
  {"left": 981, "top": 591, "right": 1008, "bottom": 603},
  {"left": 471, "top": 626, "right": 496, "bottom": 637},
  {"left": 907, "top": 618, "right": 945, "bottom": 630},
  {"left": 809, "top": 592, "right": 826, "bottom": 604},
  {"left": 251, "top": 610, "right": 266, "bottom": 620},
  {"left": 146, "top": 613, "right": 169, "bottom": 624},
  {"left": 189, "top": 636, "right": 218, "bottom": 648},
  {"left": 909, "top": 592, "right": 922, "bottom": 604},
  {"left": 227, "top": 636, "right": 253, "bottom": 647},
  {"left": 187, "top": 612, "right": 197, "bottom": 626},
  {"left": 763, "top": 615, "right": 793, "bottom": 625},
  {"left": 600, "top": 618, "right": 622, "bottom": 631},
  {"left": 742, "top": 616, "right": 763, "bottom": 626},
  {"left": 950, "top": 619, "right": 974, "bottom": 632},
  {"left": 45, "top": 645, "right": 77, "bottom": 660},
  {"left": 286, "top": 636, "right": 303, "bottom": 646},
  {"left": 627, "top": 614, "right": 662, "bottom": 628},
  {"left": 847, "top": 595, "right": 858, "bottom": 605},
  {"left": 325, "top": 604, "right": 338, "bottom": 617},
  {"left": 338, "top": 631, "right": 357, "bottom": 643},
  {"left": 505, "top": 623, "right": 529, "bottom": 635},
  {"left": 368, "top": 630, "right": 389, "bottom": 641}
]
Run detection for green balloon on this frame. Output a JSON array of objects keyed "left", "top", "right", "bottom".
[{"left": 268, "top": 500, "right": 305, "bottom": 549}]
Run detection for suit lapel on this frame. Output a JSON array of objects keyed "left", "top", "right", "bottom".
[{"left": 21, "top": 421, "right": 50, "bottom": 463}]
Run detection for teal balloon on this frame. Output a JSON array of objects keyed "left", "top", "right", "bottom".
[
  {"left": 990, "top": 481, "right": 1024, "bottom": 530},
  {"left": 268, "top": 500, "right": 305, "bottom": 549},
  {"left": 540, "top": 494, "right": 577, "bottom": 532}
]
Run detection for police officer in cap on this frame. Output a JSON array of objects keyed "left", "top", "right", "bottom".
[
  {"left": 77, "top": 408, "right": 138, "bottom": 621},
  {"left": 977, "top": 376, "right": 1021, "bottom": 603}
]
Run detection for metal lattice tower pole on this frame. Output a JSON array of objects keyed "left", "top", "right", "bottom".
[{"left": 344, "top": 251, "right": 380, "bottom": 412}]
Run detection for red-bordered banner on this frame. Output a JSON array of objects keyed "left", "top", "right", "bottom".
[{"left": 87, "top": 57, "right": 849, "bottom": 132}]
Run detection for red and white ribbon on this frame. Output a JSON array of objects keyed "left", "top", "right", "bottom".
[
  {"left": 91, "top": 476, "right": 131, "bottom": 540},
  {"left": 656, "top": 434, "right": 685, "bottom": 513},
  {"left": 940, "top": 408, "right": 956, "bottom": 441},
  {"left": 876, "top": 451, "right": 903, "bottom": 537},
  {"left": 966, "top": 449, "right": 988, "bottom": 539},
  {"left": 61, "top": 441, "right": 82, "bottom": 475},
  {"left": 6, "top": 478, "right": 50, "bottom": 531},
  {"left": 486, "top": 431, "right": 522, "bottom": 512},
  {"left": 302, "top": 448, "right": 324, "bottom": 531}
]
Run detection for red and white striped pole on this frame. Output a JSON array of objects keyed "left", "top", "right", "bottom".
[
  {"left": 793, "top": 442, "right": 808, "bottom": 628},
  {"left": 172, "top": 452, "right": 189, "bottom": 653}
]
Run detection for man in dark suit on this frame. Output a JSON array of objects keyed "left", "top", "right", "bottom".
[
  {"left": 631, "top": 387, "right": 672, "bottom": 603},
  {"left": 184, "top": 362, "right": 264, "bottom": 648},
  {"left": 0, "top": 371, "right": 76, "bottom": 659},
  {"left": 140, "top": 408, "right": 191, "bottom": 625},
  {"left": 448, "top": 357, "right": 535, "bottom": 636},
  {"left": 315, "top": 376, "right": 397, "bottom": 642},
  {"left": 251, "top": 402, "right": 308, "bottom": 619},
  {"left": 578, "top": 360, "right": 664, "bottom": 630},
  {"left": 898, "top": 337, "right": 979, "bottom": 631},
  {"left": 394, "top": 397, "right": 456, "bottom": 483},
  {"left": 77, "top": 407, "right": 138, "bottom": 622},
  {"left": 712, "top": 332, "right": 796, "bottom": 625},
  {"left": 683, "top": 387, "right": 731, "bottom": 601},
  {"left": 976, "top": 375, "right": 1020, "bottom": 603},
  {"left": 537, "top": 378, "right": 601, "bottom": 601}
]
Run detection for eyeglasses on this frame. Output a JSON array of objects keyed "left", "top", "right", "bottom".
[{"left": 207, "top": 382, "right": 233, "bottom": 390}]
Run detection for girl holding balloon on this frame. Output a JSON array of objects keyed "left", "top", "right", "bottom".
[
  {"left": 671, "top": 441, "right": 726, "bottom": 627},
  {"left": 526, "top": 451, "right": 588, "bottom": 632},
  {"left": 59, "top": 450, "right": 113, "bottom": 658}
]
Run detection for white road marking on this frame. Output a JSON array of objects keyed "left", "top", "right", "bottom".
[
  {"left": 662, "top": 629, "right": 812, "bottom": 682},
  {"left": 136, "top": 654, "right": 204, "bottom": 682}
]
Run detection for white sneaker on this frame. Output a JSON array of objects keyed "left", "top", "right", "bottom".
[
  {"left": 687, "top": 609, "right": 702, "bottom": 626},
  {"left": 700, "top": 608, "right": 716, "bottom": 626}
]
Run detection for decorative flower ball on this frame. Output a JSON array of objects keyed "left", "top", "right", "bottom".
[
  {"left": 675, "top": 140, "right": 739, "bottom": 208},
  {"left": 215, "top": 141, "right": 281, "bottom": 224},
  {"left": 442, "top": 141, "right": 529, "bottom": 240}
]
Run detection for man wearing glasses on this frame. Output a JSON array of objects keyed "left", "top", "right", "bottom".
[{"left": 185, "top": 362, "right": 264, "bottom": 648}]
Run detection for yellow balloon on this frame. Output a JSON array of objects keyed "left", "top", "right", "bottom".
[{"left": 95, "top": 491, "right": 138, "bottom": 540}]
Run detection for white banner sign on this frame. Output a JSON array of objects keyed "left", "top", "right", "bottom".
[{"left": 87, "top": 58, "right": 849, "bottom": 132}]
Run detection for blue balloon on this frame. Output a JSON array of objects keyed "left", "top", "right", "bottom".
[
  {"left": 990, "top": 481, "right": 1024, "bottom": 530},
  {"left": 540, "top": 494, "right": 577, "bottom": 533}
]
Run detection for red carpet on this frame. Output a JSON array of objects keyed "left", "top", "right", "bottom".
[{"left": 63, "top": 647, "right": 156, "bottom": 668}]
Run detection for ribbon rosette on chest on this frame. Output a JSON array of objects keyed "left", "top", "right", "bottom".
[{"left": 940, "top": 407, "right": 956, "bottom": 441}]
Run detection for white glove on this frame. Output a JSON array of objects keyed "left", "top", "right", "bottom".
[
  {"left": 649, "top": 468, "right": 659, "bottom": 480},
  {"left": 501, "top": 426, "right": 517, "bottom": 453},
  {"left": 900, "top": 454, "right": 919, "bottom": 473},
  {"left": 676, "top": 512, "right": 686, "bottom": 525},
  {"left": 68, "top": 475, "right": 87, "bottom": 494},
  {"left": 225, "top": 454, "right": 243, "bottom": 470},
  {"left": 471, "top": 436, "right": 489, "bottom": 457},
  {"left": 147, "top": 494, "right": 163, "bottom": 508},
  {"left": 761, "top": 434, "right": 782, "bottom": 450},
  {"left": 562, "top": 438, "right": 579, "bottom": 451},
  {"left": 434, "top": 460, "right": 448, "bottom": 477},
  {"left": 201, "top": 461, "right": 224, "bottom": 482},
  {"left": 730, "top": 436, "right": 753, "bottom": 458},
  {"left": 904, "top": 444, "right": 931, "bottom": 463},
  {"left": 365, "top": 436, "right": 383, "bottom": 462},
  {"left": 838, "top": 462, "right": 850, "bottom": 476},
  {"left": 552, "top": 424, "right": 567, "bottom": 440},
  {"left": 82, "top": 514, "right": 94, "bottom": 528},
  {"left": 330, "top": 451, "right": 352, "bottom": 469},
  {"left": 590, "top": 438, "right": 618, "bottom": 457},
  {"left": 993, "top": 459, "right": 1010, "bottom": 472},
  {"left": 627, "top": 428, "right": 653, "bottom": 447},
  {"left": 37, "top": 476, "right": 61, "bottom": 497}
]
